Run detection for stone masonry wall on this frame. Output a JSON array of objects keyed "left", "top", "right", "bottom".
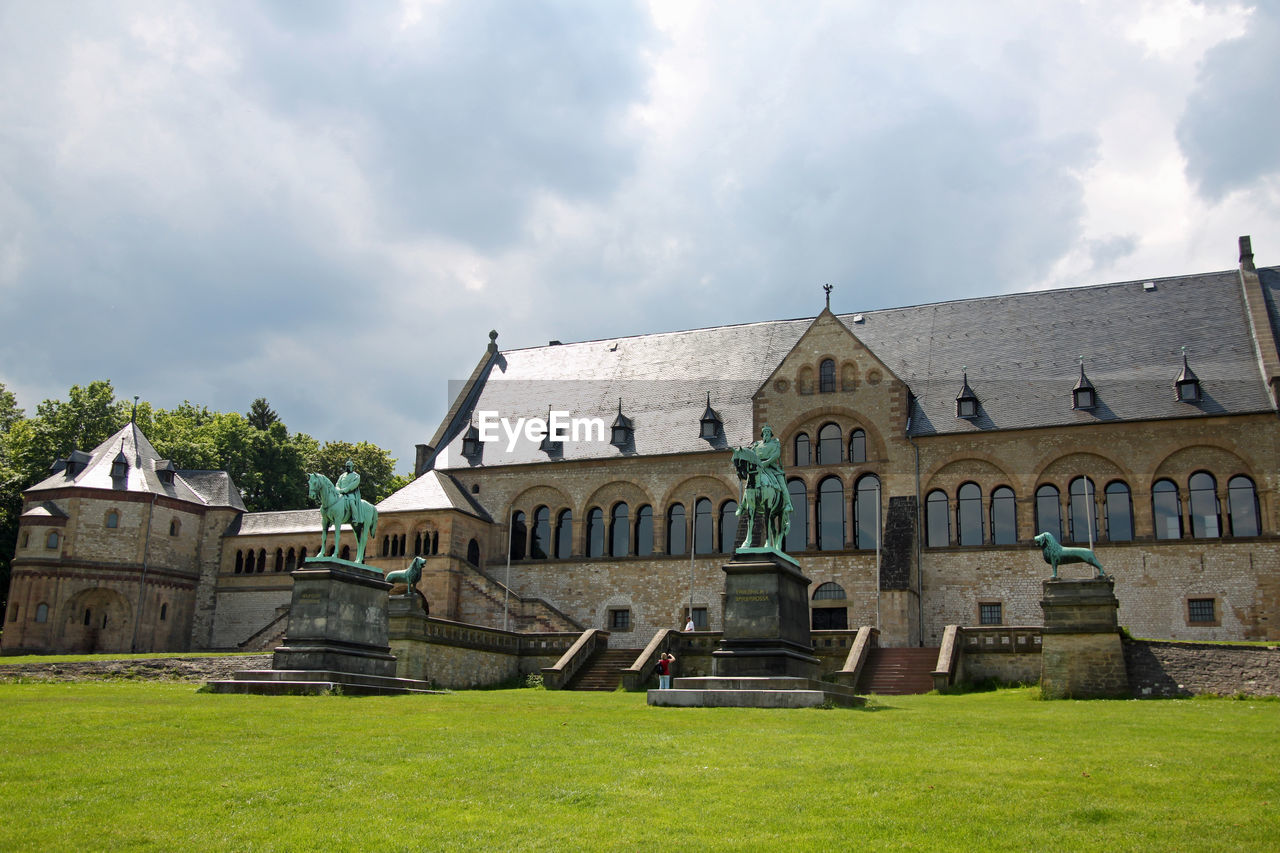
[{"left": 1123, "top": 639, "right": 1280, "bottom": 697}]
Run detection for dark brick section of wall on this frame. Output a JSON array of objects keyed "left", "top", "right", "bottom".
[
  {"left": 1124, "top": 639, "right": 1280, "bottom": 698},
  {"left": 880, "top": 496, "right": 916, "bottom": 591}
]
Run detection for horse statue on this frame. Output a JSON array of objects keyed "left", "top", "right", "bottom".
[
  {"left": 1034, "top": 531, "right": 1106, "bottom": 579},
  {"left": 732, "top": 446, "right": 791, "bottom": 552},
  {"left": 308, "top": 472, "right": 379, "bottom": 564}
]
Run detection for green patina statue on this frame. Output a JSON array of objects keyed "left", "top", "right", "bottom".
[
  {"left": 732, "top": 424, "right": 794, "bottom": 558},
  {"left": 308, "top": 464, "right": 379, "bottom": 564},
  {"left": 1034, "top": 531, "right": 1106, "bottom": 579}
]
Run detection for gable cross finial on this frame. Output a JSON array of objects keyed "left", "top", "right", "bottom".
[{"left": 823, "top": 283, "right": 833, "bottom": 310}]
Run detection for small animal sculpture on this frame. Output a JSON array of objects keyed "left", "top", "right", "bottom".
[
  {"left": 385, "top": 556, "right": 426, "bottom": 592},
  {"left": 1033, "top": 531, "right": 1106, "bottom": 579}
]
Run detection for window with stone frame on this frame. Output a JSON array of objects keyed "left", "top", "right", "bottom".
[
  {"left": 794, "top": 432, "right": 811, "bottom": 466},
  {"left": 1227, "top": 475, "right": 1260, "bottom": 537},
  {"left": 682, "top": 606, "right": 708, "bottom": 630},
  {"left": 608, "top": 608, "right": 631, "bottom": 632},
  {"left": 819, "top": 359, "right": 837, "bottom": 393},
  {"left": 926, "top": 490, "right": 950, "bottom": 547},
  {"left": 990, "top": 486, "right": 1017, "bottom": 545},
  {"left": 1187, "top": 598, "right": 1216, "bottom": 625},
  {"left": 979, "top": 602, "right": 1003, "bottom": 626},
  {"left": 1152, "top": 479, "right": 1182, "bottom": 540},
  {"left": 1104, "top": 481, "right": 1134, "bottom": 542}
]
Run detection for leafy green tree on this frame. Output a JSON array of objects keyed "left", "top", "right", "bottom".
[
  {"left": 0, "top": 382, "right": 25, "bottom": 614},
  {"left": 246, "top": 398, "right": 278, "bottom": 431}
]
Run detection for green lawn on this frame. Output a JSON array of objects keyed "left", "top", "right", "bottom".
[{"left": 0, "top": 684, "right": 1276, "bottom": 851}]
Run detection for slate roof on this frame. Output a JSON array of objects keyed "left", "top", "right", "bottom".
[
  {"left": 229, "top": 509, "right": 324, "bottom": 537},
  {"left": 25, "top": 422, "right": 246, "bottom": 511},
  {"left": 377, "top": 470, "right": 493, "bottom": 520},
  {"left": 436, "top": 265, "right": 1278, "bottom": 468}
]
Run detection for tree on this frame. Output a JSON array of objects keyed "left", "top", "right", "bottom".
[
  {"left": 0, "top": 382, "right": 25, "bottom": 615},
  {"left": 246, "top": 398, "right": 278, "bottom": 431}
]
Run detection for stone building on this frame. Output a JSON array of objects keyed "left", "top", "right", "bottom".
[{"left": 4, "top": 237, "right": 1278, "bottom": 655}]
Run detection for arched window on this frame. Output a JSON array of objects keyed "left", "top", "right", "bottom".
[
  {"left": 854, "top": 474, "right": 880, "bottom": 550},
  {"left": 299, "top": 547, "right": 307, "bottom": 562},
  {"left": 286, "top": 548, "right": 297, "bottom": 571},
  {"left": 794, "top": 433, "right": 811, "bottom": 466},
  {"left": 257, "top": 549, "right": 266, "bottom": 573},
  {"left": 340, "top": 545, "right": 350, "bottom": 561},
  {"left": 819, "top": 359, "right": 836, "bottom": 393},
  {"left": 786, "top": 479, "right": 808, "bottom": 552},
  {"left": 244, "top": 549, "right": 255, "bottom": 573},
  {"left": 105, "top": 511, "right": 119, "bottom": 529},
  {"left": 926, "top": 490, "right": 950, "bottom": 547},
  {"left": 586, "top": 508, "right": 605, "bottom": 558},
  {"left": 635, "top": 505, "right": 654, "bottom": 556},
  {"left": 610, "top": 503, "right": 630, "bottom": 557},
  {"left": 510, "top": 511, "right": 527, "bottom": 560},
  {"left": 1152, "top": 479, "right": 1182, "bottom": 539},
  {"left": 235, "top": 551, "right": 244, "bottom": 574},
  {"left": 1228, "top": 475, "right": 1260, "bottom": 537},
  {"left": 957, "top": 482, "right": 983, "bottom": 546},
  {"left": 274, "top": 548, "right": 283, "bottom": 572},
  {"left": 35, "top": 603, "right": 48, "bottom": 623},
  {"left": 848, "top": 429, "right": 866, "bottom": 463},
  {"left": 1068, "top": 477, "right": 1099, "bottom": 544},
  {"left": 46, "top": 531, "right": 59, "bottom": 549},
  {"left": 719, "top": 500, "right": 738, "bottom": 553},
  {"left": 1188, "top": 472, "right": 1220, "bottom": 538},
  {"left": 414, "top": 531, "right": 423, "bottom": 555},
  {"left": 813, "top": 582, "right": 847, "bottom": 600},
  {"left": 694, "top": 498, "right": 714, "bottom": 554},
  {"left": 399, "top": 534, "right": 407, "bottom": 556},
  {"left": 817, "top": 477, "right": 845, "bottom": 551},
  {"left": 667, "top": 504, "right": 686, "bottom": 555},
  {"left": 990, "top": 486, "right": 1017, "bottom": 545},
  {"left": 1035, "top": 485, "right": 1062, "bottom": 542},
  {"left": 169, "top": 518, "right": 180, "bottom": 537},
  {"left": 531, "top": 506, "right": 551, "bottom": 559},
  {"left": 555, "top": 510, "right": 573, "bottom": 559},
  {"left": 431, "top": 532, "right": 439, "bottom": 555},
  {"left": 159, "top": 603, "right": 167, "bottom": 621},
  {"left": 1104, "top": 482, "right": 1133, "bottom": 542},
  {"left": 817, "top": 423, "right": 842, "bottom": 465},
  {"left": 382, "top": 535, "right": 391, "bottom": 557},
  {"left": 467, "top": 539, "right": 480, "bottom": 566}
]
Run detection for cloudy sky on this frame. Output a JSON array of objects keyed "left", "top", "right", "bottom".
[{"left": 2, "top": 0, "right": 1277, "bottom": 468}]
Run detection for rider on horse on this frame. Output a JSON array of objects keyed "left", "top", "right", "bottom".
[
  {"left": 748, "top": 425, "right": 793, "bottom": 518},
  {"left": 336, "top": 460, "right": 362, "bottom": 524}
]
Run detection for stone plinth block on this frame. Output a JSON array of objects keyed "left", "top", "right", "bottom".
[
  {"left": 272, "top": 560, "right": 397, "bottom": 678},
  {"left": 1039, "top": 577, "right": 1128, "bottom": 699},
  {"left": 712, "top": 554, "right": 819, "bottom": 679}
]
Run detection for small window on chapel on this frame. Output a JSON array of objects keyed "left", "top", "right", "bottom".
[
  {"left": 819, "top": 359, "right": 836, "bottom": 393},
  {"left": 106, "top": 511, "right": 119, "bottom": 529},
  {"left": 46, "top": 531, "right": 60, "bottom": 549},
  {"left": 169, "top": 519, "right": 180, "bottom": 537}
]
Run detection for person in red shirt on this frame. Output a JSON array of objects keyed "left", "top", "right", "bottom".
[{"left": 657, "top": 652, "right": 675, "bottom": 689}]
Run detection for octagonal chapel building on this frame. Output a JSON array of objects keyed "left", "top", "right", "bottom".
[{"left": 5, "top": 237, "right": 1279, "bottom": 655}]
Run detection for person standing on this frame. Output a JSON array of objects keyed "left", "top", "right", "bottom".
[{"left": 657, "top": 652, "right": 675, "bottom": 689}]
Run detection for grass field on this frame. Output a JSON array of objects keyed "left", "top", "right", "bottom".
[{"left": 0, "top": 683, "right": 1276, "bottom": 851}]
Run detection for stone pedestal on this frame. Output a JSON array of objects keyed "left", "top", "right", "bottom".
[
  {"left": 1039, "top": 577, "right": 1128, "bottom": 699},
  {"left": 204, "top": 559, "right": 439, "bottom": 696},
  {"left": 711, "top": 553, "right": 819, "bottom": 679},
  {"left": 271, "top": 560, "right": 398, "bottom": 677}
]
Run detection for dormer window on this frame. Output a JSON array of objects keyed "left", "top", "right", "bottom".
[
  {"left": 699, "top": 393, "right": 722, "bottom": 440},
  {"left": 461, "top": 424, "right": 482, "bottom": 459},
  {"left": 611, "top": 400, "right": 634, "bottom": 448},
  {"left": 539, "top": 410, "right": 562, "bottom": 456},
  {"left": 63, "top": 450, "right": 91, "bottom": 479},
  {"left": 1175, "top": 349, "right": 1201, "bottom": 403},
  {"left": 956, "top": 371, "right": 979, "bottom": 420},
  {"left": 155, "top": 460, "right": 177, "bottom": 486},
  {"left": 1073, "top": 360, "right": 1096, "bottom": 411},
  {"left": 110, "top": 451, "right": 129, "bottom": 480}
]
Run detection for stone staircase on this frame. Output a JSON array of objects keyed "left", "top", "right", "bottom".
[
  {"left": 857, "top": 647, "right": 940, "bottom": 695},
  {"left": 565, "top": 648, "right": 641, "bottom": 691}
]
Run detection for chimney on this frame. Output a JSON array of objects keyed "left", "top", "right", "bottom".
[
  {"left": 414, "top": 443, "right": 433, "bottom": 477},
  {"left": 1239, "top": 235, "right": 1255, "bottom": 272}
]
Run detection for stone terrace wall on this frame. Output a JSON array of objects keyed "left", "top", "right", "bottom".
[{"left": 1123, "top": 639, "right": 1280, "bottom": 698}]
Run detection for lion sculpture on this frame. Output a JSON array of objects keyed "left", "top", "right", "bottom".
[
  {"left": 385, "top": 556, "right": 425, "bottom": 593},
  {"left": 1033, "top": 531, "right": 1106, "bottom": 579}
]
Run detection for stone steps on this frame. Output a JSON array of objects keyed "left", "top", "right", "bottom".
[
  {"left": 650, "top": 676, "right": 864, "bottom": 708},
  {"left": 857, "top": 647, "right": 940, "bottom": 695},
  {"left": 566, "top": 649, "right": 641, "bottom": 691},
  {"left": 203, "top": 668, "right": 446, "bottom": 696}
]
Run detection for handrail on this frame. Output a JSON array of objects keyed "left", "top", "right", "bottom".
[
  {"left": 541, "top": 628, "right": 609, "bottom": 690},
  {"left": 460, "top": 561, "right": 583, "bottom": 631},
  {"left": 932, "top": 624, "right": 960, "bottom": 690},
  {"left": 237, "top": 605, "right": 289, "bottom": 651},
  {"left": 622, "top": 628, "right": 678, "bottom": 691},
  {"left": 833, "top": 625, "right": 878, "bottom": 689}
]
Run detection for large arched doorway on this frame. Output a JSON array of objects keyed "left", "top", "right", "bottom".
[{"left": 61, "top": 588, "right": 133, "bottom": 654}]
